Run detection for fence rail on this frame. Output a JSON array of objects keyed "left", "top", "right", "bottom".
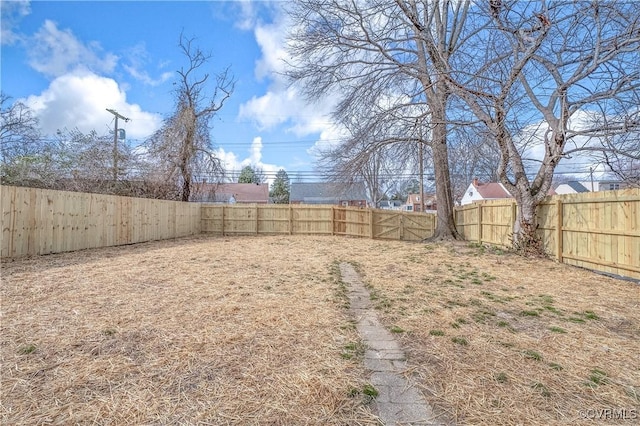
[{"left": 455, "top": 188, "right": 640, "bottom": 280}]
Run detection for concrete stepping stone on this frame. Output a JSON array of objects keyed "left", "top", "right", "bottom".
[{"left": 340, "top": 262, "right": 443, "bottom": 426}]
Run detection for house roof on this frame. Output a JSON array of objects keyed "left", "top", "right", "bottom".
[
  {"left": 566, "top": 181, "right": 589, "bottom": 193},
  {"left": 193, "top": 183, "right": 269, "bottom": 203},
  {"left": 473, "top": 181, "right": 512, "bottom": 199},
  {"left": 290, "top": 182, "right": 367, "bottom": 203}
]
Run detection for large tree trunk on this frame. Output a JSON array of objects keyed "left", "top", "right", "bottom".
[
  {"left": 511, "top": 187, "right": 544, "bottom": 256},
  {"left": 429, "top": 95, "right": 460, "bottom": 240},
  {"left": 181, "top": 171, "right": 191, "bottom": 202}
]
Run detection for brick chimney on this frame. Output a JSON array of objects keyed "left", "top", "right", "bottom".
[{"left": 473, "top": 178, "right": 479, "bottom": 187}]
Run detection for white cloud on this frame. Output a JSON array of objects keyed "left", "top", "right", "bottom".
[
  {"left": 215, "top": 136, "right": 284, "bottom": 185},
  {"left": 306, "top": 124, "right": 350, "bottom": 157},
  {"left": 253, "top": 21, "right": 289, "bottom": 79},
  {"left": 233, "top": 0, "right": 259, "bottom": 31},
  {"left": 515, "top": 110, "right": 614, "bottom": 179},
  {"left": 122, "top": 42, "right": 173, "bottom": 87},
  {"left": 237, "top": 5, "right": 342, "bottom": 153},
  {"left": 27, "top": 20, "right": 118, "bottom": 77},
  {"left": 0, "top": 0, "right": 30, "bottom": 45},
  {"left": 248, "top": 136, "right": 263, "bottom": 164},
  {"left": 231, "top": 0, "right": 284, "bottom": 31},
  {"left": 123, "top": 65, "right": 173, "bottom": 87},
  {"left": 21, "top": 70, "right": 162, "bottom": 140}
]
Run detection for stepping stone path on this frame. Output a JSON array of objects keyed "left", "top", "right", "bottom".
[{"left": 340, "top": 263, "right": 442, "bottom": 426}]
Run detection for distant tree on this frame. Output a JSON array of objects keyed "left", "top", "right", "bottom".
[
  {"left": 401, "top": 179, "right": 421, "bottom": 198},
  {"left": 238, "top": 165, "right": 263, "bottom": 184},
  {"left": 270, "top": 169, "right": 290, "bottom": 203},
  {"left": 0, "top": 93, "right": 42, "bottom": 184},
  {"left": 50, "top": 128, "right": 140, "bottom": 194},
  {"left": 600, "top": 132, "right": 640, "bottom": 187},
  {"left": 146, "top": 34, "right": 234, "bottom": 201}
]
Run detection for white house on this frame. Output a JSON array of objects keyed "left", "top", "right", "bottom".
[{"left": 460, "top": 179, "right": 512, "bottom": 206}]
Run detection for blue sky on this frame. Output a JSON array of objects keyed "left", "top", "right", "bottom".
[
  {"left": 1, "top": 0, "right": 341, "bottom": 182},
  {"left": 1, "top": 0, "right": 616, "bottom": 187}
]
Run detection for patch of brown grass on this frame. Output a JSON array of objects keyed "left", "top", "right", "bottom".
[
  {"left": 1, "top": 236, "right": 378, "bottom": 425},
  {"left": 2, "top": 236, "right": 638, "bottom": 425},
  {"left": 358, "top": 240, "right": 640, "bottom": 425}
]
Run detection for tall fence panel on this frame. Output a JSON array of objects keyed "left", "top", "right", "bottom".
[
  {"left": 1, "top": 186, "right": 201, "bottom": 258},
  {"left": 553, "top": 189, "right": 639, "bottom": 279},
  {"left": 200, "top": 205, "right": 436, "bottom": 240},
  {"left": 455, "top": 188, "right": 640, "bottom": 280},
  {"left": 455, "top": 204, "right": 479, "bottom": 242}
]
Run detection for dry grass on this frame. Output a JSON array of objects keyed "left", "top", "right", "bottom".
[
  {"left": 1, "top": 236, "right": 378, "bottom": 425},
  {"left": 359, "top": 241, "right": 640, "bottom": 425},
  {"left": 2, "top": 235, "right": 639, "bottom": 425}
]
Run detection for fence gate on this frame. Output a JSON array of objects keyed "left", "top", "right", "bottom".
[
  {"left": 370, "top": 210, "right": 435, "bottom": 241},
  {"left": 402, "top": 213, "right": 434, "bottom": 241},
  {"left": 372, "top": 211, "right": 403, "bottom": 240}
]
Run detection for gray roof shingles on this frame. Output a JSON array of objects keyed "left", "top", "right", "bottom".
[
  {"left": 567, "top": 181, "right": 589, "bottom": 193},
  {"left": 290, "top": 182, "right": 368, "bottom": 203}
]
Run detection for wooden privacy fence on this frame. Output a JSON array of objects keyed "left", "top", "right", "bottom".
[
  {"left": 200, "top": 204, "right": 436, "bottom": 241},
  {"left": 1, "top": 186, "right": 435, "bottom": 258},
  {"left": 1, "top": 185, "right": 201, "bottom": 258},
  {"left": 3, "top": 185, "right": 638, "bottom": 280},
  {"left": 455, "top": 188, "right": 640, "bottom": 280}
]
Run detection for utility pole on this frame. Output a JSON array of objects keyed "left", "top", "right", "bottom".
[{"left": 106, "top": 108, "right": 130, "bottom": 181}]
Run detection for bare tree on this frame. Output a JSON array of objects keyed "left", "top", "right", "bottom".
[
  {"left": 319, "top": 140, "right": 413, "bottom": 207},
  {"left": 598, "top": 131, "right": 640, "bottom": 187},
  {"left": 146, "top": 34, "right": 234, "bottom": 201},
  {"left": 435, "top": 1, "right": 640, "bottom": 251},
  {"left": 316, "top": 111, "right": 420, "bottom": 207},
  {"left": 286, "top": 0, "right": 474, "bottom": 239},
  {"left": 0, "top": 93, "right": 42, "bottom": 184},
  {"left": 46, "top": 128, "right": 143, "bottom": 195},
  {"left": 448, "top": 123, "right": 501, "bottom": 203}
]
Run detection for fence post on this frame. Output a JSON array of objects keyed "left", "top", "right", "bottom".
[
  {"left": 331, "top": 206, "right": 335, "bottom": 236},
  {"left": 289, "top": 205, "right": 293, "bottom": 235},
  {"left": 511, "top": 202, "right": 517, "bottom": 245},
  {"left": 221, "top": 205, "right": 225, "bottom": 236},
  {"left": 399, "top": 213, "right": 405, "bottom": 241},
  {"left": 432, "top": 213, "right": 436, "bottom": 238},
  {"left": 255, "top": 205, "right": 259, "bottom": 235},
  {"left": 370, "top": 208, "right": 374, "bottom": 239},
  {"left": 477, "top": 204, "right": 483, "bottom": 244},
  {"left": 556, "top": 199, "right": 563, "bottom": 263}
]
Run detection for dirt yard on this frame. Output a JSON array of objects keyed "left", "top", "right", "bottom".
[{"left": 1, "top": 235, "right": 638, "bottom": 425}]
